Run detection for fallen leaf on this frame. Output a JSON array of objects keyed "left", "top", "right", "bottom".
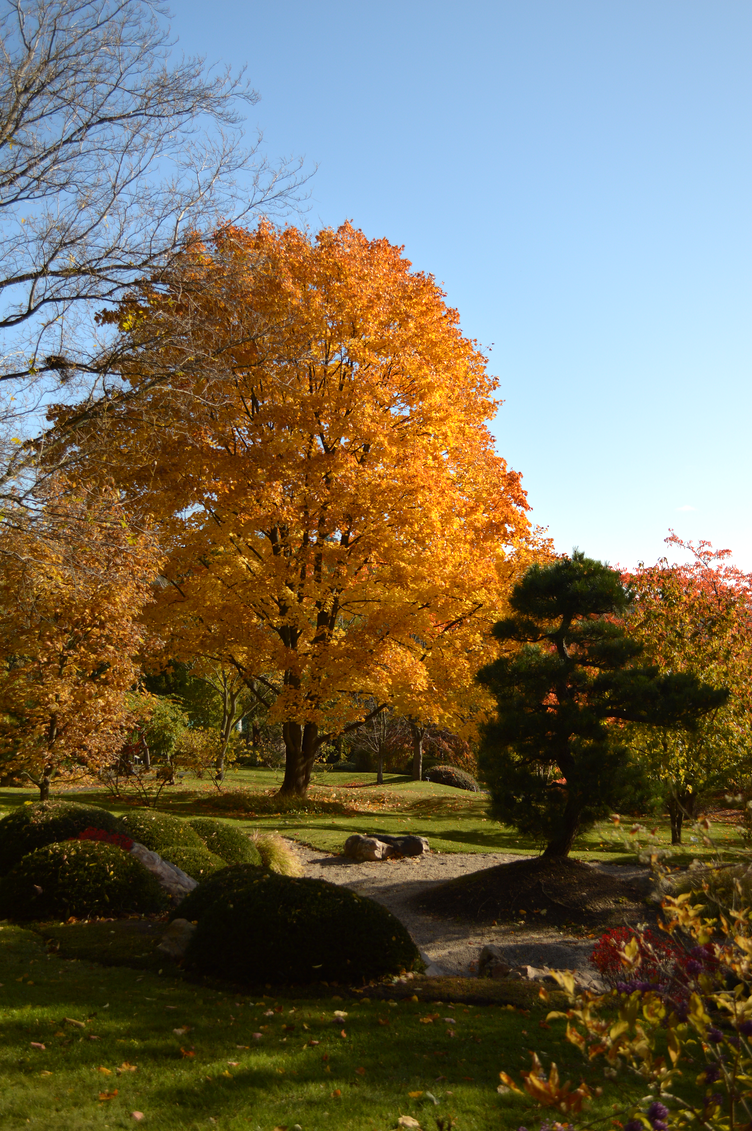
[
  {"left": 307, "top": 1039, "right": 320, "bottom": 1046},
  {"left": 98, "top": 1089, "right": 118, "bottom": 1101},
  {"left": 252, "top": 1033, "right": 262, "bottom": 1040},
  {"left": 172, "top": 1027, "right": 190, "bottom": 1037},
  {"left": 332, "top": 1010, "right": 348, "bottom": 1020},
  {"left": 408, "top": 1090, "right": 424, "bottom": 1098},
  {"left": 64, "top": 1017, "right": 85, "bottom": 1028},
  {"left": 356, "top": 1066, "right": 365, "bottom": 1075},
  {"left": 180, "top": 1048, "right": 195, "bottom": 1058},
  {"left": 117, "top": 1063, "right": 138, "bottom": 1074},
  {"left": 397, "top": 1118, "right": 421, "bottom": 1129},
  {"left": 39, "top": 1070, "right": 52, "bottom": 1077},
  {"left": 30, "top": 1042, "right": 46, "bottom": 1050},
  {"left": 97, "top": 1066, "right": 112, "bottom": 1075},
  {"left": 339, "top": 1029, "right": 347, "bottom": 1038},
  {"left": 330, "top": 1089, "right": 341, "bottom": 1098}
]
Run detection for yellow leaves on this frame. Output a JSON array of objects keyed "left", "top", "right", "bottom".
[{"left": 519, "top": 1052, "right": 592, "bottom": 1114}]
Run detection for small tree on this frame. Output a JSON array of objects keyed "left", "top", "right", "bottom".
[{"left": 476, "top": 551, "right": 727, "bottom": 857}]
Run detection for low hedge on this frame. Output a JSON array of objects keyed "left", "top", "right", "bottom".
[
  {"left": 176, "top": 866, "right": 421, "bottom": 984},
  {"left": 117, "top": 810, "right": 204, "bottom": 854},
  {"left": 0, "top": 839, "right": 167, "bottom": 921},
  {"left": 422, "top": 764, "right": 480, "bottom": 792},
  {"left": 161, "top": 845, "right": 227, "bottom": 880},
  {"left": 0, "top": 801, "right": 127, "bottom": 876},
  {"left": 188, "top": 818, "right": 262, "bottom": 866}
]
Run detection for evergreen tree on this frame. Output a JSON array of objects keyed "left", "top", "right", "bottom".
[{"left": 477, "top": 551, "right": 728, "bottom": 857}]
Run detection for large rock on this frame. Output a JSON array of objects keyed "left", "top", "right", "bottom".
[
  {"left": 344, "top": 835, "right": 396, "bottom": 861},
  {"left": 157, "top": 917, "right": 197, "bottom": 959},
  {"left": 343, "top": 833, "right": 430, "bottom": 861},
  {"left": 129, "top": 842, "right": 198, "bottom": 902}
]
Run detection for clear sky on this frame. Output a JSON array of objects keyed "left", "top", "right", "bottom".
[{"left": 173, "top": 0, "right": 751, "bottom": 571}]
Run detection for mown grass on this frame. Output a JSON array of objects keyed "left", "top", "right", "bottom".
[
  {"left": 1, "top": 769, "right": 745, "bottom": 864},
  {"left": 0, "top": 920, "right": 645, "bottom": 1131}
]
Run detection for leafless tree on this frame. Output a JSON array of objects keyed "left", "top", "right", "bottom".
[{"left": 0, "top": 0, "right": 307, "bottom": 481}]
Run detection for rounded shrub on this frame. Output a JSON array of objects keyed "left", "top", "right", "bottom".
[
  {"left": 117, "top": 809, "right": 204, "bottom": 853},
  {"left": 161, "top": 845, "right": 227, "bottom": 879},
  {"left": 331, "top": 761, "right": 358, "bottom": 773},
  {"left": 0, "top": 801, "right": 127, "bottom": 876},
  {"left": 0, "top": 839, "right": 167, "bottom": 921},
  {"left": 423, "top": 764, "right": 480, "bottom": 792},
  {"left": 176, "top": 865, "right": 421, "bottom": 984},
  {"left": 188, "top": 818, "right": 262, "bottom": 866}
]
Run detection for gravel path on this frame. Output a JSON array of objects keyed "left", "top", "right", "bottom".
[{"left": 294, "top": 843, "right": 650, "bottom": 981}]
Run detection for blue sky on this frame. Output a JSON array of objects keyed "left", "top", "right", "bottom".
[{"left": 174, "top": 0, "right": 751, "bottom": 571}]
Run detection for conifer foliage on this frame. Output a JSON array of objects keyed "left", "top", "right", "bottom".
[{"left": 477, "top": 551, "right": 727, "bottom": 857}]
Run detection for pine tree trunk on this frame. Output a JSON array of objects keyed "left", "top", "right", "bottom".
[
  {"left": 668, "top": 788, "right": 695, "bottom": 845},
  {"left": 279, "top": 721, "right": 319, "bottom": 797},
  {"left": 542, "top": 793, "right": 580, "bottom": 858}
]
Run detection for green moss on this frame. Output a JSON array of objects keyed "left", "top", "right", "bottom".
[
  {"left": 188, "top": 817, "right": 262, "bottom": 865},
  {"left": 162, "top": 844, "right": 227, "bottom": 879},
  {"left": 177, "top": 865, "right": 421, "bottom": 985},
  {"left": 118, "top": 809, "right": 203, "bottom": 853},
  {"left": 0, "top": 801, "right": 126, "bottom": 876},
  {"left": 0, "top": 839, "right": 167, "bottom": 921}
]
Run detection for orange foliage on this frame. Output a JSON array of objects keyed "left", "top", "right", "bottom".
[{"left": 53, "top": 221, "right": 543, "bottom": 794}]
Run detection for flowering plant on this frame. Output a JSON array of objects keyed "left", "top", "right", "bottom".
[{"left": 73, "top": 826, "right": 134, "bottom": 852}]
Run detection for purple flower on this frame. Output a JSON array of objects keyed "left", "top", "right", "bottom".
[
  {"left": 707, "top": 1028, "right": 724, "bottom": 1044},
  {"left": 624, "top": 1122, "right": 643, "bottom": 1131},
  {"left": 685, "top": 959, "right": 702, "bottom": 976},
  {"left": 703, "top": 1064, "right": 721, "bottom": 1083},
  {"left": 648, "top": 1100, "right": 669, "bottom": 1127},
  {"left": 738, "top": 1020, "right": 752, "bottom": 1037}
]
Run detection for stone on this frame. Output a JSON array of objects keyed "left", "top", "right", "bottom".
[
  {"left": 129, "top": 842, "right": 198, "bottom": 902},
  {"left": 343, "top": 834, "right": 396, "bottom": 861},
  {"left": 157, "top": 918, "right": 196, "bottom": 959},
  {"left": 366, "top": 833, "right": 430, "bottom": 857}
]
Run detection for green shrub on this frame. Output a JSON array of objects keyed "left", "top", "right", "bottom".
[
  {"left": 118, "top": 809, "right": 203, "bottom": 853},
  {"left": 0, "top": 840, "right": 167, "bottom": 921},
  {"left": 331, "top": 761, "right": 358, "bottom": 773},
  {"left": 176, "top": 866, "right": 421, "bottom": 984},
  {"left": 161, "top": 845, "right": 227, "bottom": 879},
  {"left": 0, "top": 801, "right": 127, "bottom": 876},
  {"left": 423, "top": 764, "right": 480, "bottom": 791},
  {"left": 188, "top": 818, "right": 262, "bottom": 866}
]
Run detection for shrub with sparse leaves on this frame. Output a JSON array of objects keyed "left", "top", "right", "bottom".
[
  {"left": 176, "top": 865, "right": 421, "bottom": 984},
  {"left": 0, "top": 839, "right": 166, "bottom": 921}
]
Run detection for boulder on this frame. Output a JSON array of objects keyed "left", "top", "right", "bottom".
[
  {"left": 368, "top": 833, "right": 430, "bottom": 857},
  {"left": 344, "top": 835, "right": 396, "bottom": 861},
  {"left": 157, "top": 917, "right": 197, "bottom": 959},
  {"left": 129, "top": 842, "right": 198, "bottom": 902}
]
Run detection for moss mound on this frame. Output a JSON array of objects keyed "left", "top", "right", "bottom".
[
  {"left": 177, "top": 866, "right": 421, "bottom": 984},
  {"left": 0, "top": 801, "right": 126, "bottom": 876},
  {"left": 188, "top": 818, "right": 262, "bottom": 866},
  {"left": 422, "top": 765, "right": 480, "bottom": 792},
  {"left": 0, "top": 839, "right": 167, "bottom": 921},
  {"left": 118, "top": 810, "right": 203, "bottom": 854},
  {"left": 417, "top": 856, "right": 648, "bottom": 929},
  {"left": 162, "top": 845, "right": 227, "bottom": 879}
]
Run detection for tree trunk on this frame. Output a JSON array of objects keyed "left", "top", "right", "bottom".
[
  {"left": 668, "top": 788, "right": 696, "bottom": 845},
  {"left": 542, "top": 792, "right": 580, "bottom": 858},
  {"left": 38, "top": 765, "right": 53, "bottom": 802},
  {"left": 377, "top": 745, "right": 384, "bottom": 786},
  {"left": 278, "top": 720, "right": 320, "bottom": 797},
  {"left": 410, "top": 722, "right": 425, "bottom": 782}
]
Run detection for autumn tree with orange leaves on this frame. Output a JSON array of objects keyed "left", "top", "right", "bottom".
[
  {"left": 49, "top": 222, "right": 539, "bottom": 796},
  {"left": 0, "top": 484, "right": 160, "bottom": 799}
]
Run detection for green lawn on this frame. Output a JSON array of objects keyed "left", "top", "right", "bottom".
[
  {"left": 0, "top": 771, "right": 738, "bottom": 1128},
  {"left": 0, "top": 920, "right": 646, "bottom": 1131},
  {"left": 1, "top": 768, "right": 745, "bottom": 864}
]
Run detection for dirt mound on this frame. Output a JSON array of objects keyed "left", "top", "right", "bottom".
[{"left": 415, "top": 855, "right": 648, "bottom": 930}]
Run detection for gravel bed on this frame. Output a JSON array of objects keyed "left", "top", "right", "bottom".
[{"left": 293, "top": 842, "right": 650, "bottom": 980}]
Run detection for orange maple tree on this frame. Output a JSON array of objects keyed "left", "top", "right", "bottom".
[
  {"left": 0, "top": 484, "right": 160, "bottom": 799},
  {"left": 51, "top": 221, "right": 539, "bottom": 796}
]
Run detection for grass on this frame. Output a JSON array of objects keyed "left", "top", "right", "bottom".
[
  {"left": 0, "top": 919, "right": 643, "bottom": 1131},
  {"left": 0, "top": 770, "right": 735, "bottom": 1128},
  {"left": 1, "top": 769, "right": 746, "bottom": 864}
]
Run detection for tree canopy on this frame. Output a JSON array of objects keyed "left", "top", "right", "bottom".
[
  {"left": 477, "top": 551, "right": 727, "bottom": 856},
  {"left": 51, "top": 221, "right": 539, "bottom": 795}
]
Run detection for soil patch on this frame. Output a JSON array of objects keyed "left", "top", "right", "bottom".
[{"left": 415, "top": 855, "right": 649, "bottom": 930}]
